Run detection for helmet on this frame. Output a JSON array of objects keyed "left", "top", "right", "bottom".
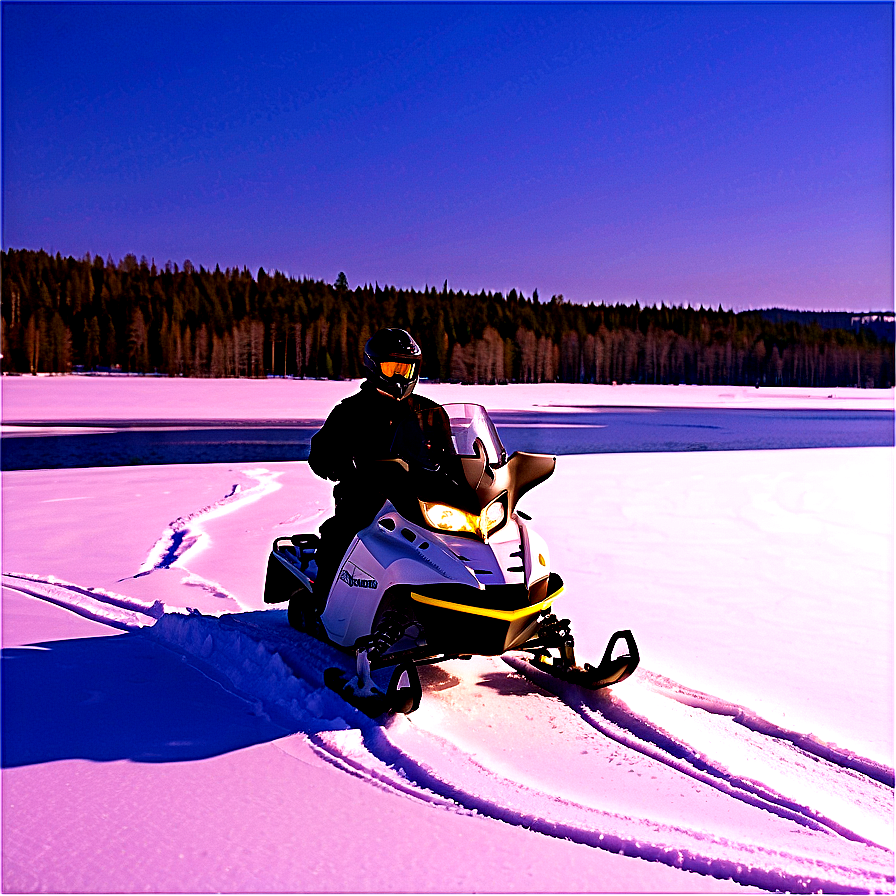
[{"left": 363, "top": 328, "right": 422, "bottom": 400}]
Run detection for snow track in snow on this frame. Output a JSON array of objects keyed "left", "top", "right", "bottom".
[
  {"left": 329, "top": 723, "right": 892, "bottom": 895},
  {"left": 1, "top": 572, "right": 166, "bottom": 630},
  {"left": 6, "top": 579, "right": 890, "bottom": 895},
  {"left": 136, "top": 468, "right": 282, "bottom": 574},
  {"left": 646, "top": 671, "right": 895, "bottom": 788},
  {"left": 505, "top": 656, "right": 893, "bottom": 848}
]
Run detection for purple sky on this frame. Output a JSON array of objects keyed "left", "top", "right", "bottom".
[{"left": 2, "top": 2, "right": 893, "bottom": 312}]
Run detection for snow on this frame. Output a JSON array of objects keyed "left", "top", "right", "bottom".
[
  {"left": 1, "top": 377, "right": 893, "bottom": 893},
  {"left": 1, "top": 376, "right": 891, "bottom": 430}
]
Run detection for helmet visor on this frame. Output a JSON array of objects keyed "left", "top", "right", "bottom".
[{"left": 379, "top": 360, "right": 416, "bottom": 379}]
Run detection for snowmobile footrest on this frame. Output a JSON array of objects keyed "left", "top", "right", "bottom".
[
  {"left": 529, "top": 629, "right": 640, "bottom": 689},
  {"left": 324, "top": 662, "right": 422, "bottom": 718}
]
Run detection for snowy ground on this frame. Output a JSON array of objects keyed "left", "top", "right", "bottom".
[
  {"left": 1, "top": 378, "right": 893, "bottom": 893},
  {"left": 1, "top": 376, "right": 891, "bottom": 425}
]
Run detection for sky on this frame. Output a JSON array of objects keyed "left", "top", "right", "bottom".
[{"left": 1, "top": 2, "right": 893, "bottom": 312}]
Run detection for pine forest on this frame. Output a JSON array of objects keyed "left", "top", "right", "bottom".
[{"left": 2, "top": 249, "right": 893, "bottom": 388}]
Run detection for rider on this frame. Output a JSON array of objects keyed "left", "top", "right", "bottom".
[{"left": 308, "top": 328, "right": 438, "bottom": 606}]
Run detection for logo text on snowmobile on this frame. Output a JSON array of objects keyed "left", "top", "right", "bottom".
[{"left": 339, "top": 569, "right": 378, "bottom": 589}]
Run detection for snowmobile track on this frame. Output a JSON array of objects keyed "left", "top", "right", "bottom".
[
  {"left": 645, "top": 669, "right": 895, "bottom": 788},
  {"left": 309, "top": 722, "right": 893, "bottom": 896},
  {"left": 1, "top": 572, "right": 165, "bottom": 630},
  {"left": 139, "top": 607, "right": 895, "bottom": 894},
  {"left": 5, "top": 583, "right": 893, "bottom": 895},
  {"left": 505, "top": 655, "right": 893, "bottom": 847}
]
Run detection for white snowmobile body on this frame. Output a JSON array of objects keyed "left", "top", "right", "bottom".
[{"left": 320, "top": 499, "right": 554, "bottom": 651}]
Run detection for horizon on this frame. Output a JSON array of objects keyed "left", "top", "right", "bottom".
[{"left": 2, "top": 2, "right": 893, "bottom": 313}]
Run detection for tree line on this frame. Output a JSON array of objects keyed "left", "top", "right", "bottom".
[{"left": 1, "top": 248, "right": 893, "bottom": 388}]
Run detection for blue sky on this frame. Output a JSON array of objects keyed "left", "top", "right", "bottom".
[{"left": 2, "top": 2, "right": 893, "bottom": 311}]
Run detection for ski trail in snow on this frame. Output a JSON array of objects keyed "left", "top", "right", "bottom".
[
  {"left": 504, "top": 655, "right": 893, "bottom": 849},
  {"left": 1, "top": 572, "right": 166, "bottom": 630},
  {"left": 135, "top": 468, "right": 282, "bottom": 575},
  {"left": 642, "top": 670, "right": 895, "bottom": 788},
  {"left": 305, "top": 728, "right": 463, "bottom": 809},
  {"left": 318, "top": 723, "right": 892, "bottom": 895}
]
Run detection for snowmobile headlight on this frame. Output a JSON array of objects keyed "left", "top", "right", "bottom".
[
  {"left": 481, "top": 497, "right": 506, "bottom": 536},
  {"left": 420, "top": 502, "right": 479, "bottom": 535},
  {"left": 420, "top": 497, "right": 507, "bottom": 540}
]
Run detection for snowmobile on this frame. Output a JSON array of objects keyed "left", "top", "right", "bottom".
[{"left": 263, "top": 402, "right": 639, "bottom": 716}]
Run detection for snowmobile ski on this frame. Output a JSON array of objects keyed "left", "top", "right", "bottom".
[
  {"left": 527, "top": 629, "right": 640, "bottom": 689},
  {"left": 324, "top": 660, "right": 422, "bottom": 718}
]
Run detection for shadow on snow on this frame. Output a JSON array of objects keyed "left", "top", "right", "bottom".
[{"left": 1, "top": 629, "right": 297, "bottom": 768}]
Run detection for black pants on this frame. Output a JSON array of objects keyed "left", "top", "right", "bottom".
[{"left": 314, "top": 484, "right": 388, "bottom": 607}]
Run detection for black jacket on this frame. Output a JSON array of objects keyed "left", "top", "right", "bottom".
[{"left": 308, "top": 382, "right": 438, "bottom": 492}]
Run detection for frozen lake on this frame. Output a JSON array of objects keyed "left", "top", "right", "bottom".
[{"left": 2, "top": 405, "right": 893, "bottom": 470}]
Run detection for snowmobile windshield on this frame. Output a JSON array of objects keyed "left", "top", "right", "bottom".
[
  {"left": 393, "top": 403, "right": 506, "bottom": 471},
  {"left": 389, "top": 403, "right": 508, "bottom": 519},
  {"left": 440, "top": 404, "right": 506, "bottom": 467}
]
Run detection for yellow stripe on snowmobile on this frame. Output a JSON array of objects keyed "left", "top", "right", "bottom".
[{"left": 410, "top": 584, "right": 562, "bottom": 622}]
